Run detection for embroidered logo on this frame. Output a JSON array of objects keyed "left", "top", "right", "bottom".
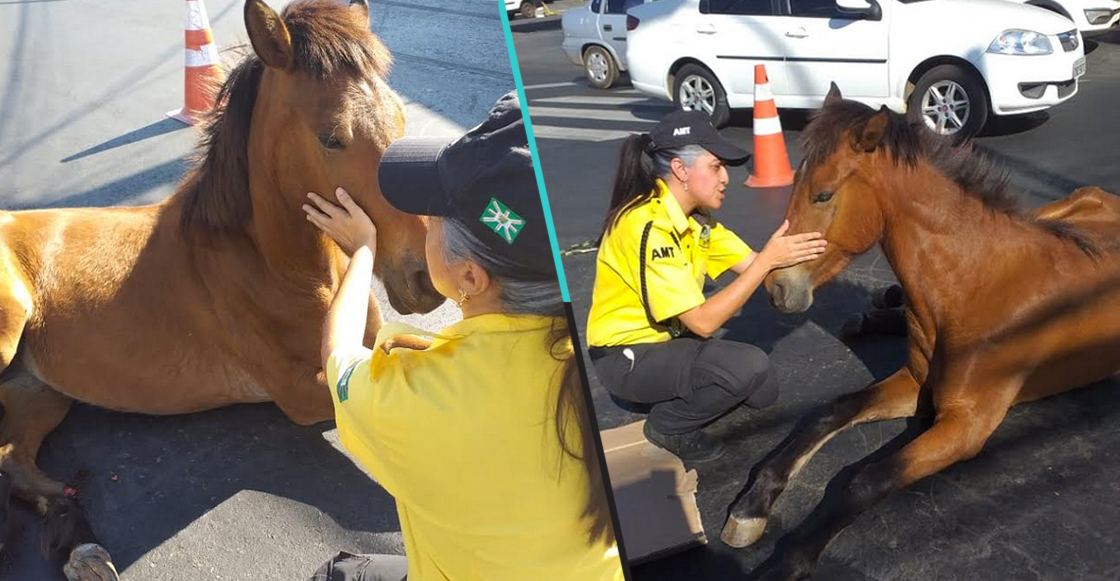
[
  {"left": 672, "top": 126, "right": 691, "bottom": 136},
  {"left": 479, "top": 197, "right": 525, "bottom": 244},
  {"left": 336, "top": 362, "right": 358, "bottom": 403},
  {"left": 699, "top": 224, "right": 711, "bottom": 249},
  {"left": 650, "top": 246, "right": 676, "bottom": 260}
]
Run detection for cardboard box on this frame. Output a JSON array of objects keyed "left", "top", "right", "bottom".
[{"left": 601, "top": 421, "right": 706, "bottom": 564}]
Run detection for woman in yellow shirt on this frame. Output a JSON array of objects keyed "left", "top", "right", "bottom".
[
  {"left": 301, "top": 93, "right": 622, "bottom": 581},
  {"left": 586, "top": 111, "right": 827, "bottom": 463}
]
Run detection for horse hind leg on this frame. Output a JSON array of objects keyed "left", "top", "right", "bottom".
[{"left": 0, "top": 375, "right": 119, "bottom": 581}]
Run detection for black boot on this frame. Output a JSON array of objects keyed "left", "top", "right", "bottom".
[
  {"left": 0, "top": 470, "right": 10, "bottom": 555},
  {"left": 643, "top": 422, "right": 725, "bottom": 463}
]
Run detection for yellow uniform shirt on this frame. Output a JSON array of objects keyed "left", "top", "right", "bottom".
[
  {"left": 587, "top": 179, "right": 752, "bottom": 347},
  {"left": 326, "top": 313, "right": 623, "bottom": 581}
]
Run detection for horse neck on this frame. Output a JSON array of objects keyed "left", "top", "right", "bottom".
[
  {"left": 876, "top": 160, "right": 1039, "bottom": 333},
  {"left": 246, "top": 172, "right": 340, "bottom": 283}
]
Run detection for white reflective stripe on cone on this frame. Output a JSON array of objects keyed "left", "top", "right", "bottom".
[
  {"left": 186, "top": 0, "right": 212, "bottom": 31},
  {"left": 753, "top": 116, "right": 783, "bottom": 136},
  {"left": 755, "top": 83, "right": 773, "bottom": 102},
  {"left": 186, "top": 44, "right": 220, "bottom": 68}
]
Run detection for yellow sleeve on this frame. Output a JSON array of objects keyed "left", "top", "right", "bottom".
[
  {"left": 326, "top": 345, "right": 373, "bottom": 406},
  {"left": 633, "top": 222, "right": 706, "bottom": 324},
  {"left": 706, "top": 222, "right": 753, "bottom": 279}
]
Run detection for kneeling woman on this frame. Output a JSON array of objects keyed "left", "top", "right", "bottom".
[
  {"left": 587, "top": 111, "right": 827, "bottom": 463},
  {"left": 303, "top": 93, "right": 621, "bottom": 581}
]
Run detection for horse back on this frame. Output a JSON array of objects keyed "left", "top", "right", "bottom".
[{"left": 1032, "top": 187, "right": 1120, "bottom": 251}]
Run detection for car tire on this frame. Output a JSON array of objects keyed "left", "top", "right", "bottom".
[
  {"left": 673, "top": 64, "right": 731, "bottom": 128},
  {"left": 583, "top": 46, "right": 618, "bottom": 89},
  {"left": 907, "top": 64, "right": 989, "bottom": 140},
  {"left": 520, "top": 1, "right": 536, "bottom": 18}
]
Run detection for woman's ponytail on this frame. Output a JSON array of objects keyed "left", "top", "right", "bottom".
[{"left": 600, "top": 133, "right": 658, "bottom": 240}]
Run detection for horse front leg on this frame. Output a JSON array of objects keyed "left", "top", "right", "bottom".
[
  {"left": 723, "top": 368, "right": 920, "bottom": 547},
  {"left": 269, "top": 365, "right": 336, "bottom": 427},
  {"left": 749, "top": 374, "right": 1020, "bottom": 581}
]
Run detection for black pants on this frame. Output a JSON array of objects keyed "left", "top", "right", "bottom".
[
  {"left": 309, "top": 552, "right": 407, "bottom": 581},
  {"left": 591, "top": 338, "right": 778, "bottom": 435}
]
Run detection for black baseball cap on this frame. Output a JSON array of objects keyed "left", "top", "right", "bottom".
[
  {"left": 646, "top": 110, "right": 751, "bottom": 166},
  {"left": 378, "top": 91, "right": 554, "bottom": 279}
]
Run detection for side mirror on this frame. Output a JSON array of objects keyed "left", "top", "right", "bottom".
[{"left": 836, "top": 0, "right": 882, "bottom": 20}]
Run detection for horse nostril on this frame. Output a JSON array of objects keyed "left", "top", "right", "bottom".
[
  {"left": 408, "top": 265, "right": 434, "bottom": 296},
  {"left": 771, "top": 279, "right": 787, "bottom": 305}
]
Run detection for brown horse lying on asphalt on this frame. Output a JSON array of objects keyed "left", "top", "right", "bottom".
[
  {"left": 720, "top": 83, "right": 1120, "bottom": 581},
  {"left": 0, "top": 1, "right": 443, "bottom": 578}
]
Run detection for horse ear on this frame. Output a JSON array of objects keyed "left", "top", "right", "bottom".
[
  {"left": 245, "top": 0, "right": 293, "bottom": 70},
  {"left": 854, "top": 106, "right": 890, "bottom": 152},
  {"left": 350, "top": 0, "right": 370, "bottom": 17},
  {"left": 824, "top": 82, "right": 843, "bottom": 106}
]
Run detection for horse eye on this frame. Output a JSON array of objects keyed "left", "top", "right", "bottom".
[
  {"left": 813, "top": 191, "right": 834, "bottom": 203},
  {"left": 319, "top": 134, "right": 344, "bottom": 150}
]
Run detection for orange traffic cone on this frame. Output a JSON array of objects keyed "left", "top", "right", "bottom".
[
  {"left": 167, "top": 0, "right": 224, "bottom": 125},
  {"left": 745, "top": 64, "right": 794, "bottom": 188}
]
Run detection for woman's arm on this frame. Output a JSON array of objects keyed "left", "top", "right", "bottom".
[
  {"left": 729, "top": 251, "right": 757, "bottom": 275},
  {"left": 677, "top": 221, "right": 825, "bottom": 338},
  {"left": 321, "top": 246, "right": 375, "bottom": 368},
  {"left": 303, "top": 188, "right": 378, "bottom": 369}
]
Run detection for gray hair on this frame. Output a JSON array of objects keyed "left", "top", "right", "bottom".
[
  {"left": 440, "top": 218, "right": 564, "bottom": 317},
  {"left": 649, "top": 144, "right": 708, "bottom": 181}
]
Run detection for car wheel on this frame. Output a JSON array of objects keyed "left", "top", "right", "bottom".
[
  {"left": 520, "top": 1, "right": 536, "bottom": 18},
  {"left": 673, "top": 64, "right": 730, "bottom": 128},
  {"left": 907, "top": 64, "right": 989, "bottom": 140},
  {"left": 583, "top": 46, "right": 618, "bottom": 89}
]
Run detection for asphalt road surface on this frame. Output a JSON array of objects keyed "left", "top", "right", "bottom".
[
  {"left": 0, "top": 1, "right": 513, "bottom": 579},
  {"left": 512, "top": 12, "right": 1120, "bottom": 581}
]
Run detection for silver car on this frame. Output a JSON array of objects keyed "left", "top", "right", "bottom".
[{"left": 561, "top": 0, "right": 647, "bottom": 89}]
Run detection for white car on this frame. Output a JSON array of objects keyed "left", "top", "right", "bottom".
[
  {"left": 1013, "top": 0, "right": 1120, "bottom": 35},
  {"left": 626, "top": 0, "right": 1086, "bottom": 137},
  {"left": 562, "top": 0, "right": 648, "bottom": 88}
]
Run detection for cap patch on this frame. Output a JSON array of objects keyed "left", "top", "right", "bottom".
[
  {"left": 673, "top": 126, "right": 691, "bottom": 136},
  {"left": 480, "top": 197, "right": 525, "bottom": 244}
]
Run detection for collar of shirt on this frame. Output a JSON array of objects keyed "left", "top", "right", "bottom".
[
  {"left": 655, "top": 178, "right": 692, "bottom": 236},
  {"left": 440, "top": 312, "right": 555, "bottom": 338}
]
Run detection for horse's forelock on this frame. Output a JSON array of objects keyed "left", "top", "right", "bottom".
[{"left": 282, "top": 0, "right": 391, "bottom": 82}]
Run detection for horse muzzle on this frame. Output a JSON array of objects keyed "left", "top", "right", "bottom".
[
  {"left": 766, "top": 269, "right": 814, "bottom": 314},
  {"left": 384, "top": 259, "right": 444, "bottom": 315}
]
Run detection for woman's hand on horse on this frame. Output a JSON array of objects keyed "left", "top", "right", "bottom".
[
  {"left": 760, "top": 220, "right": 827, "bottom": 270},
  {"left": 303, "top": 188, "right": 377, "bottom": 256}
]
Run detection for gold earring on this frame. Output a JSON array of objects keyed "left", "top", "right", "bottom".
[
  {"left": 457, "top": 288, "right": 470, "bottom": 307},
  {"left": 683, "top": 179, "right": 689, "bottom": 192}
]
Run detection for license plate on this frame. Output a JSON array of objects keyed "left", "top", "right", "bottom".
[{"left": 1074, "top": 58, "right": 1086, "bottom": 78}]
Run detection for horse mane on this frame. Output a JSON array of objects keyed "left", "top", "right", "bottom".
[
  {"left": 802, "top": 100, "right": 1102, "bottom": 258},
  {"left": 178, "top": 1, "right": 392, "bottom": 234}
]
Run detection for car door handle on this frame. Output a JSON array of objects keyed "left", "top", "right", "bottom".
[
  {"left": 696, "top": 28, "right": 717, "bottom": 34},
  {"left": 603, "top": 24, "right": 613, "bottom": 31},
  {"left": 785, "top": 28, "right": 808, "bottom": 38}
]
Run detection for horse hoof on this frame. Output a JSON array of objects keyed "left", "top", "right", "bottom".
[
  {"left": 721, "top": 514, "right": 767, "bottom": 548},
  {"left": 63, "top": 543, "right": 119, "bottom": 581}
]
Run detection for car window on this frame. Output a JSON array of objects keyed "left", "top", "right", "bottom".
[
  {"left": 592, "top": 0, "right": 603, "bottom": 13},
  {"left": 788, "top": 0, "right": 847, "bottom": 17},
  {"left": 701, "top": 0, "right": 775, "bottom": 16},
  {"left": 606, "top": 0, "right": 644, "bottom": 13}
]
